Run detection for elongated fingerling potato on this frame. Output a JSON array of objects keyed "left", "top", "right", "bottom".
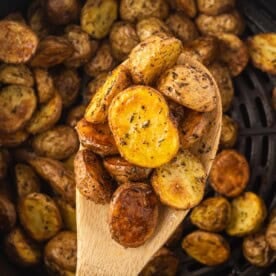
[
  {"left": 220, "top": 115, "right": 238, "bottom": 148},
  {"left": 109, "top": 183, "right": 158, "bottom": 247},
  {"left": 56, "top": 198, "right": 76, "bottom": 232},
  {"left": 0, "top": 194, "right": 16, "bottom": 233},
  {"left": 0, "top": 130, "right": 29, "bottom": 148}
]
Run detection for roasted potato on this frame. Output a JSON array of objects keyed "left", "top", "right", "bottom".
[
  {"left": 56, "top": 198, "right": 76, "bottom": 232},
  {"left": 129, "top": 35, "right": 182, "bottom": 85},
  {"left": 15, "top": 163, "right": 40, "bottom": 199},
  {"left": 265, "top": 208, "right": 276, "bottom": 250},
  {"left": 190, "top": 196, "right": 231, "bottom": 232},
  {"left": 151, "top": 149, "right": 206, "bottom": 209},
  {"left": 208, "top": 62, "right": 234, "bottom": 111},
  {"left": 210, "top": 150, "right": 249, "bottom": 197},
  {"left": 0, "top": 85, "right": 37, "bottom": 134},
  {"left": 4, "top": 227, "right": 41, "bottom": 267},
  {"left": 0, "top": 194, "right": 16, "bottom": 233},
  {"left": 26, "top": 92, "right": 62, "bottom": 135},
  {"left": 109, "top": 183, "right": 158, "bottom": 247},
  {"left": 247, "top": 33, "right": 276, "bottom": 75},
  {"left": 196, "top": 10, "right": 244, "bottom": 36},
  {"left": 182, "top": 230, "right": 230, "bottom": 266},
  {"left": 109, "top": 86, "right": 179, "bottom": 168},
  {"left": 30, "top": 36, "right": 74, "bottom": 68},
  {"left": 76, "top": 119, "right": 118, "bottom": 156},
  {"left": 0, "top": 20, "right": 38, "bottom": 64},
  {"left": 66, "top": 105, "right": 86, "bottom": 128},
  {"left": 139, "top": 247, "right": 179, "bottom": 276},
  {"left": 226, "top": 192, "right": 267, "bottom": 236},
  {"left": 63, "top": 154, "right": 76, "bottom": 172},
  {"left": 120, "top": 0, "right": 169, "bottom": 22},
  {"left": 0, "top": 130, "right": 29, "bottom": 148},
  {"left": 166, "top": 13, "right": 198, "bottom": 43},
  {"left": 168, "top": 100, "right": 186, "bottom": 126},
  {"left": 171, "top": 0, "right": 197, "bottom": 18},
  {"left": 220, "top": 115, "right": 238, "bottom": 148},
  {"left": 81, "top": 0, "right": 118, "bottom": 39},
  {"left": 5, "top": 12, "right": 26, "bottom": 24},
  {"left": 0, "top": 150, "right": 9, "bottom": 180},
  {"left": 103, "top": 156, "right": 152, "bottom": 184},
  {"left": 19, "top": 193, "right": 62, "bottom": 241},
  {"left": 32, "top": 125, "right": 79, "bottom": 160},
  {"left": 197, "top": 0, "right": 235, "bottom": 16},
  {"left": 74, "top": 149, "right": 114, "bottom": 204}
]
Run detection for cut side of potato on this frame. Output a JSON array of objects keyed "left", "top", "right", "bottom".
[
  {"left": 151, "top": 149, "right": 206, "bottom": 209},
  {"left": 108, "top": 85, "right": 179, "bottom": 168}
]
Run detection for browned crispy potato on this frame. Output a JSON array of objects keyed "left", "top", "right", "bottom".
[
  {"left": 226, "top": 192, "right": 267, "bottom": 236},
  {"left": 182, "top": 231, "right": 230, "bottom": 266},
  {"left": 139, "top": 247, "right": 179, "bottom": 276},
  {"left": 63, "top": 154, "right": 76, "bottom": 172},
  {"left": 0, "top": 194, "right": 16, "bottom": 233},
  {"left": 76, "top": 119, "right": 118, "bottom": 156},
  {"left": 166, "top": 13, "right": 198, "bottom": 43},
  {"left": 74, "top": 149, "right": 114, "bottom": 204},
  {"left": 19, "top": 193, "right": 62, "bottom": 241},
  {"left": 85, "top": 42, "right": 116, "bottom": 77},
  {"left": 171, "top": 0, "right": 197, "bottom": 18},
  {"left": 109, "top": 21, "right": 139, "bottom": 61},
  {"left": 197, "top": 0, "right": 235, "bottom": 16},
  {"left": 30, "top": 36, "right": 74, "bottom": 68},
  {"left": 103, "top": 156, "right": 152, "bottom": 184},
  {"left": 0, "top": 85, "right": 37, "bottom": 134},
  {"left": 0, "top": 64, "right": 34, "bottom": 87},
  {"left": 32, "top": 126, "right": 79, "bottom": 160},
  {"left": 45, "top": 0, "right": 81, "bottom": 25},
  {"left": 15, "top": 163, "right": 40, "bottom": 199},
  {"left": 85, "top": 63, "right": 131, "bottom": 123},
  {"left": 210, "top": 150, "right": 249, "bottom": 197},
  {"left": 208, "top": 62, "right": 234, "bottom": 111},
  {"left": 196, "top": 10, "right": 244, "bottom": 36},
  {"left": 109, "top": 183, "right": 158, "bottom": 247},
  {"left": 26, "top": 92, "right": 62, "bottom": 135},
  {"left": 129, "top": 36, "right": 182, "bottom": 85},
  {"left": 247, "top": 33, "right": 276, "bottom": 75},
  {"left": 243, "top": 230, "right": 274, "bottom": 267},
  {"left": 0, "top": 20, "right": 38, "bottom": 64},
  {"left": 5, "top": 12, "right": 26, "bottom": 24},
  {"left": 0, "top": 130, "right": 29, "bottom": 148},
  {"left": 44, "top": 231, "right": 77, "bottom": 275},
  {"left": 179, "top": 110, "right": 209, "bottom": 149},
  {"left": 56, "top": 198, "right": 76, "bottom": 232},
  {"left": 0, "top": 150, "right": 9, "bottom": 180},
  {"left": 66, "top": 105, "right": 86, "bottom": 128},
  {"left": 81, "top": 0, "right": 118, "bottom": 39},
  {"left": 266, "top": 209, "right": 276, "bottom": 250},
  {"left": 53, "top": 68, "right": 81, "bottom": 108},
  {"left": 168, "top": 100, "right": 186, "bottom": 126},
  {"left": 109, "top": 86, "right": 179, "bottom": 168},
  {"left": 190, "top": 196, "right": 231, "bottom": 232},
  {"left": 4, "top": 227, "right": 41, "bottom": 267},
  {"left": 166, "top": 223, "right": 184, "bottom": 247},
  {"left": 220, "top": 115, "right": 238, "bottom": 148},
  {"left": 151, "top": 150, "right": 206, "bottom": 209}
]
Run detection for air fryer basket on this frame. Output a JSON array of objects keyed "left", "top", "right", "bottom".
[{"left": 0, "top": 0, "right": 275, "bottom": 275}]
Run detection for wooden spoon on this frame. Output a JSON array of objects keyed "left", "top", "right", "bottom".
[{"left": 76, "top": 56, "right": 222, "bottom": 276}]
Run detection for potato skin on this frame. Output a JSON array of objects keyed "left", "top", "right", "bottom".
[
  {"left": 109, "top": 183, "right": 158, "bottom": 247},
  {"left": 0, "top": 130, "right": 29, "bottom": 148},
  {"left": 220, "top": 115, "right": 238, "bottom": 148},
  {"left": 66, "top": 105, "right": 86, "bottom": 128},
  {"left": 266, "top": 209, "right": 276, "bottom": 250},
  {"left": 56, "top": 198, "right": 76, "bottom": 232},
  {"left": 0, "top": 194, "right": 16, "bottom": 233},
  {"left": 171, "top": 0, "right": 197, "bottom": 18},
  {"left": 197, "top": 0, "right": 236, "bottom": 16}
]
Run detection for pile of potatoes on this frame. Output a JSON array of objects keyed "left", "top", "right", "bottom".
[{"left": 0, "top": 0, "right": 275, "bottom": 275}]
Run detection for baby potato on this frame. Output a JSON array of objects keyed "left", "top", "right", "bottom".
[
  {"left": 66, "top": 105, "right": 86, "bottom": 128},
  {"left": 265, "top": 208, "right": 276, "bottom": 250},
  {"left": 196, "top": 10, "right": 244, "bottom": 36},
  {"left": 63, "top": 154, "right": 76, "bottom": 172},
  {"left": 103, "top": 156, "right": 152, "bottom": 184},
  {"left": 0, "top": 130, "right": 29, "bottom": 148},
  {"left": 247, "top": 33, "right": 276, "bottom": 75},
  {"left": 0, "top": 85, "right": 37, "bottom": 134},
  {"left": 220, "top": 115, "right": 238, "bottom": 148},
  {"left": 190, "top": 196, "right": 231, "bottom": 232},
  {"left": 0, "top": 20, "right": 38, "bottom": 64},
  {"left": 27, "top": 92, "right": 62, "bottom": 135},
  {"left": 120, "top": 0, "right": 169, "bottom": 23},
  {"left": 166, "top": 13, "right": 199, "bottom": 43},
  {"left": 109, "top": 86, "right": 179, "bottom": 168},
  {"left": 210, "top": 150, "right": 249, "bottom": 197},
  {"left": 15, "top": 163, "right": 40, "bottom": 199},
  {"left": 32, "top": 125, "right": 79, "bottom": 160},
  {"left": 182, "top": 230, "right": 230, "bottom": 266},
  {"left": 19, "top": 193, "right": 62, "bottom": 241},
  {"left": 0, "top": 64, "right": 34, "bottom": 87},
  {"left": 30, "top": 36, "right": 74, "bottom": 68},
  {"left": 171, "top": 0, "right": 197, "bottom": 18},
  {"left": 74, "top": 149, "right": 114, "bottom": 204},
  {"left": 197, "top": 0, "right": 235, "bottom": 16},
  {"left": 5, "top": 12, "right": 26, "bottom": 24},
  {"left": 56, "top": 198, "right": 76, "bottom": 232},
  {"left": 226, "top": 192, "right": 267, "bottom": 236},
  {"left": 76, "top": 119, "right": 118, "bottom": 156},
  {"left": 81, "top": 0, "right": 118, "bottom": 39},
  {"left": 151, "top": 150, "right": 206, "bottom": 209},
  {"left": 139, "top": 247, "right": 179, "bottom": 276},
  {"left": 0, "top": 194, "right": 16, "bottom": 233},
  {"left": 4, "top": 227, "right": 41, "bottom": 267},
  {"left": 129, "top": 35, "right": 182, "bottom": 85},
  {"left": 0, "top": 150, "right": 9, "bottom": 180},
  {"left": 208, "top": 62, "right": 234, "bottom": 111},
  {"left": 109, "top": 183, "right": 158, "bottom": 247}
]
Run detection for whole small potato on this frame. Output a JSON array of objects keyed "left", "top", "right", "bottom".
[
  {"left": 0, "top": 194, "right": 16, "bottom": 233},
  {"left": 56, "top": 198, "right": 76, "bottom": 232},
  {"left": 197, "top": 0, "right": 236, "bottom": 16},
  {"left": 66, "top": 105, "right": 86, "bottom": 128},
  {"left": 171, "top": 0, "right": 197, "bottom": 18},
  {"left": 0, "top": 130, "right": 29, "bottom": 148},
  {"left": 63, "top": 154, "right": 76, "bottom": 172},
  {"left": 266, "top": 208, "right": 276, "bottom": 250},
  {"left": 220, "top": 115, "right": 238, "bottom": 148}
]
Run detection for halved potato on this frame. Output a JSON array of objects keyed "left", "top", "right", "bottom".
[
  {"left": 0, "top": 130, "right": 29, "bottom": 148},
  {"left": 66, "top": 105, "right": 86, "bottom": 128},
  {"left": 171, "top": 0, "right": 197, "bottom": 18},
  {"left": 226, "top": 192, "right": 267, "bottom": 236},
  {"left": 197, "top": 0, "right": 235, "bottom": 16},
  {"left": 220, "top": 114, "right": 238, "bottom": 148},
  {"left": 151, "top": 149, "right": 206, "bottom": 209},
  {"left": 168, "top": 100, "right": 186, "bottom": 126},
  {"left": 0, "top": 194, "right": 16, "bottom": 233},
  {"left": 56, "top": 198, "right": 76, "bottom": 232},
  {"left": 109, "top": 183, "right": 158, "bottom": 247},
  {"left": 108, "top": 86, "right": 179, "bottom": 168},
  {"left": 266, "top": 208, "right": 276, "bottom": 250}
]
